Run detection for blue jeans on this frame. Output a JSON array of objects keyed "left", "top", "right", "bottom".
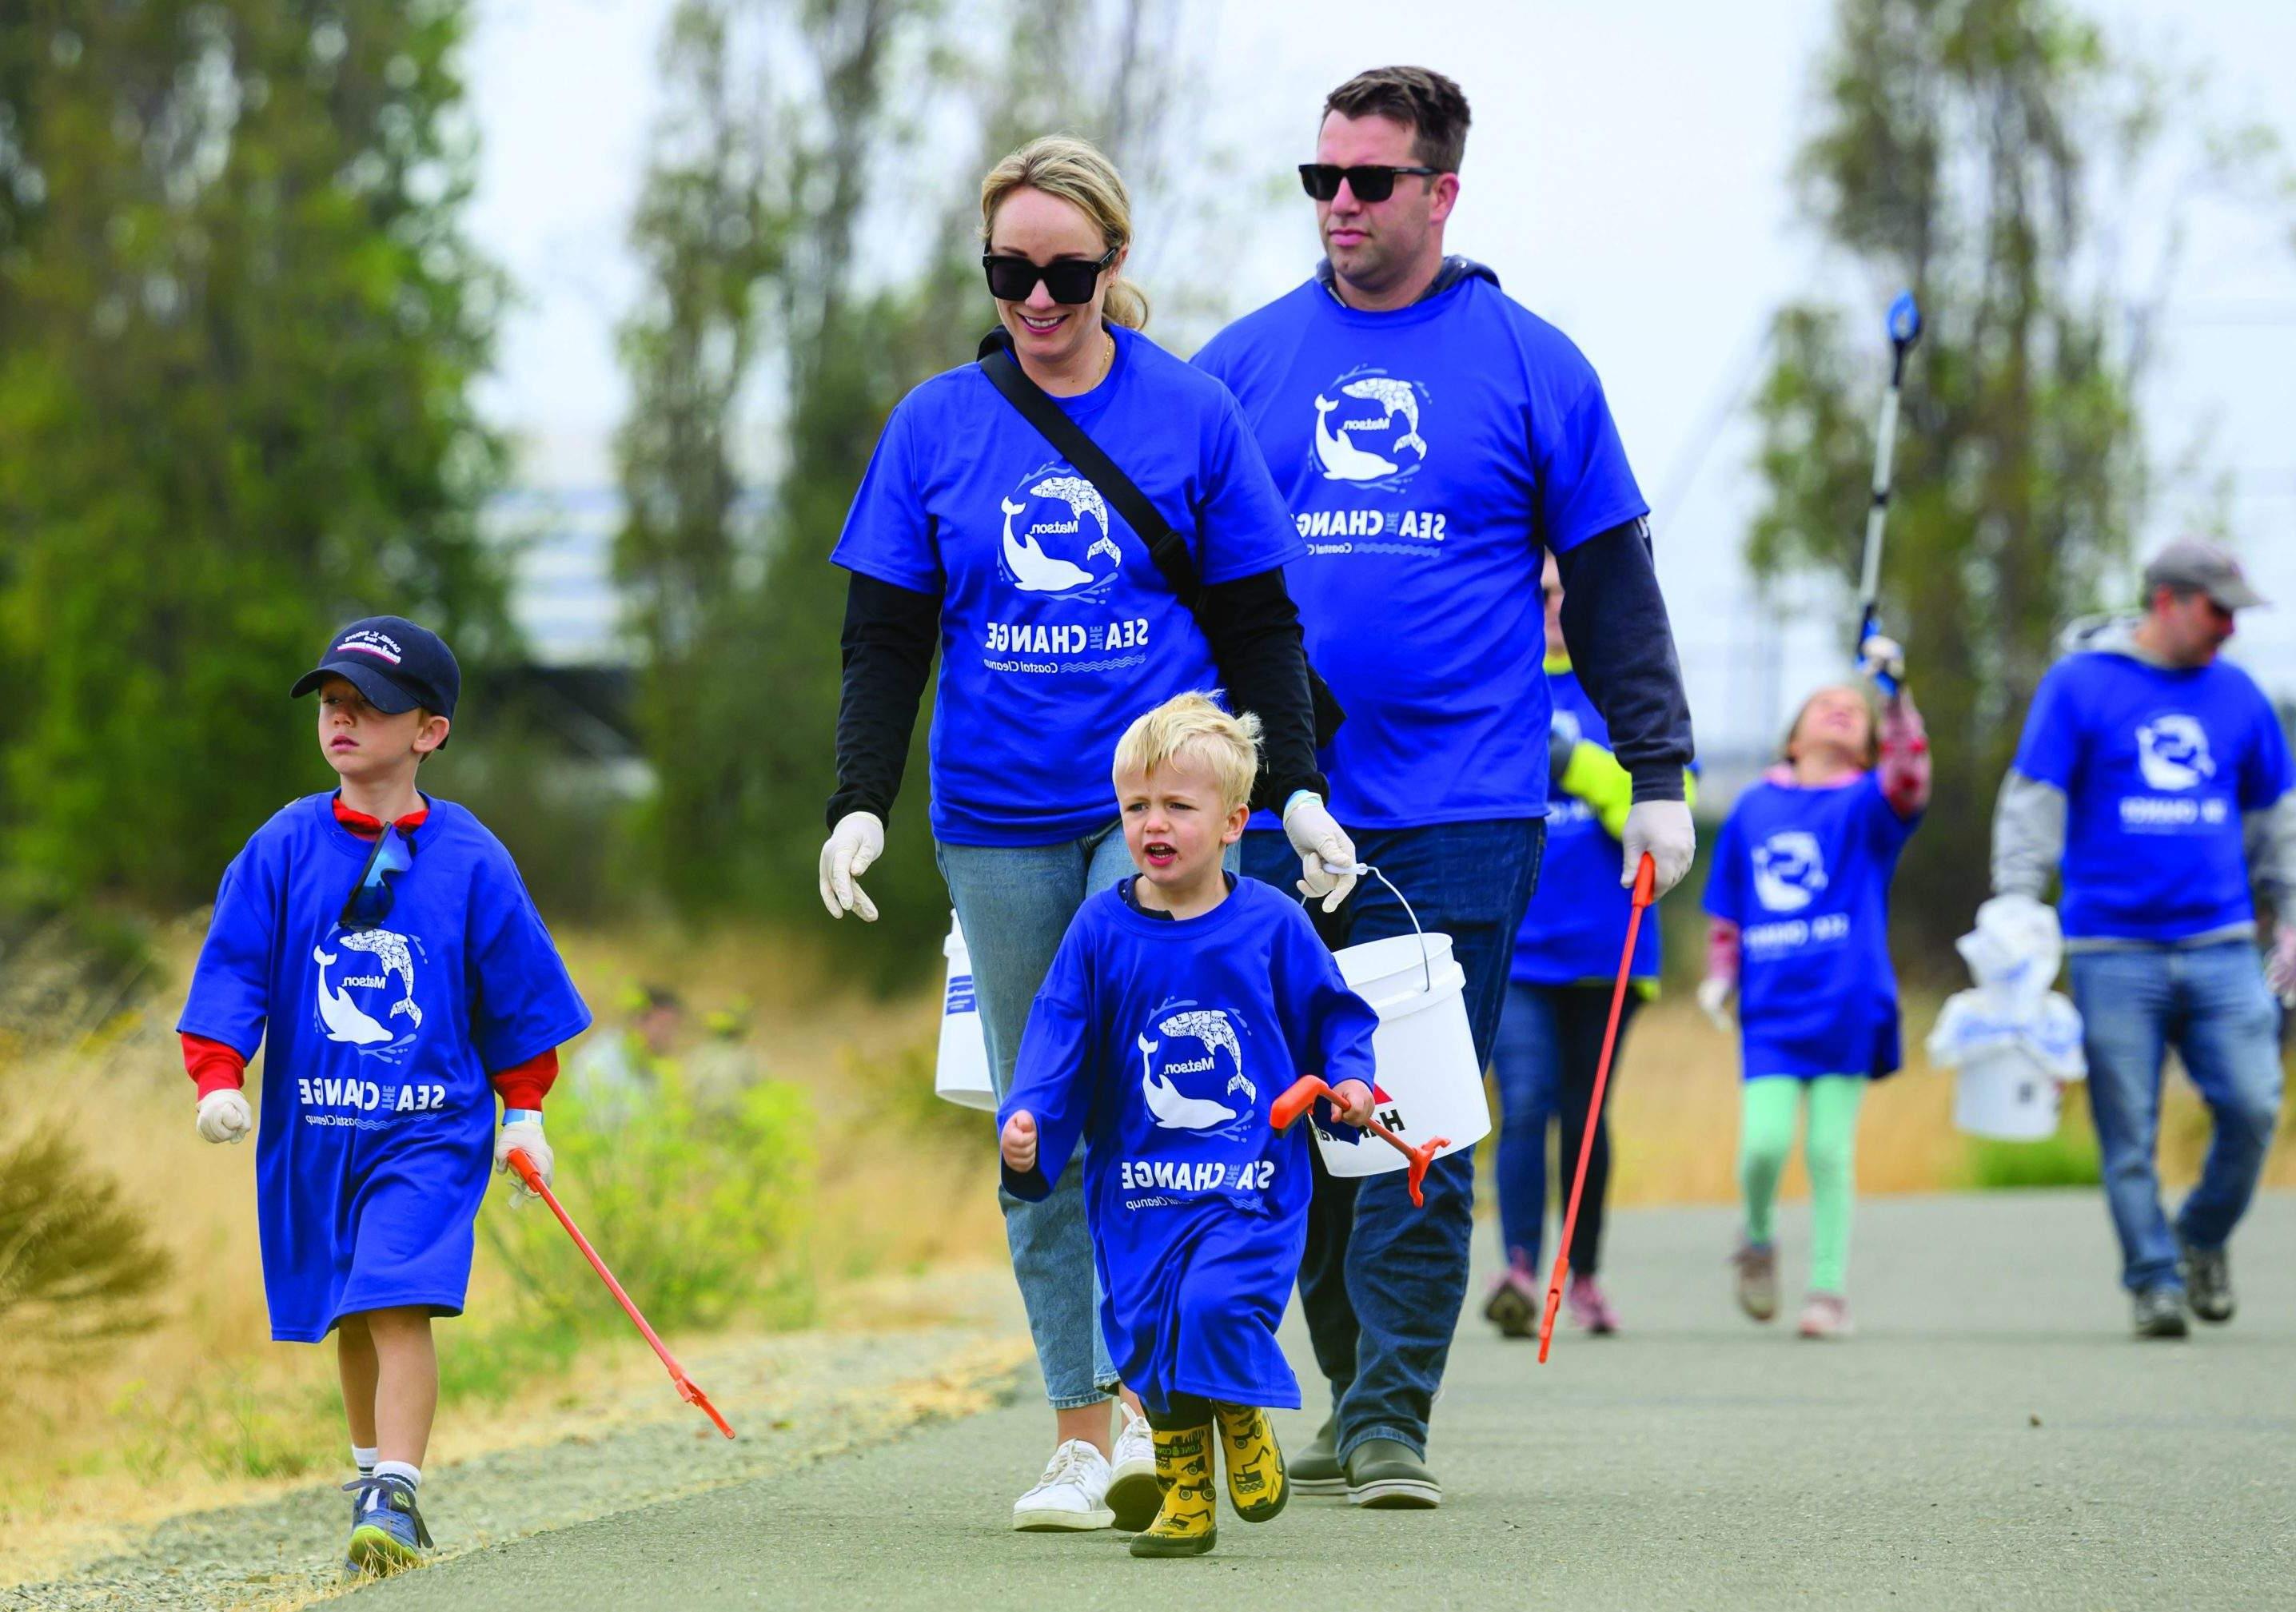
[
  {"left": 1491, "top": 981, "right": 1640, "bottom": 1276},
  {"left": 938, "top": 826, "right": 1134, "bottom": 1409},
  {"left": 1243, "top": 818, "right": 1543, "bottom": 1461},
  {"left": 2069, "top": 941, "right": 2285, "bottom": 1294}
]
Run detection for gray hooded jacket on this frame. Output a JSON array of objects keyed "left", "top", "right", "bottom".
[{"left": 1991, "top": 615, "right": 2296, "bottom": 949}]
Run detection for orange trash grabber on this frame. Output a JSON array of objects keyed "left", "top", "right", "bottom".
[
  {"left": 1539, "top": 852, "right": 1658, "bottom": 1363},
  {"left": 504, "top": 1147, "right": 736, "bottom": 1439},
  {"left": 1271, "top": 1076, "right": 1450, "bottom": 1208}
]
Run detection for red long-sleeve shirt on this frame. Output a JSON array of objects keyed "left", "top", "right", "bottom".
[{"left": 182, "top": 795, "right": 560, "bottom": 1110}]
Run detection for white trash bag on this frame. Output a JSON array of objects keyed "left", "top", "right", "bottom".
[{"left": 1928, "top": 895, "right": 2086, "bottom": 1142}]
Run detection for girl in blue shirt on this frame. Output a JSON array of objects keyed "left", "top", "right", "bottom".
[
  {"left": 815, "top": 136, "right": 1341, "bottom": 1533},
  {"left": 1701, "top": 648, "right": 1929, "bottom": 1339}
]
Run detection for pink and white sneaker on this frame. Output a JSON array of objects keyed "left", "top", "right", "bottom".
[
  {"left": 1565, "top": 1273, "right": 1620, "bottom": 1334},
  {"left": 1797, "top": 1292, "right": 1854, "bottom": 1339}
]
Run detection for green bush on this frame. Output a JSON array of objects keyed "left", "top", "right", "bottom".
[
  {"left": 1963, "top": 1086, "right": 2103, "bottom": 1189},
  {"left": 483, "top": 1071, "right": 818, "bottom": 1339}
]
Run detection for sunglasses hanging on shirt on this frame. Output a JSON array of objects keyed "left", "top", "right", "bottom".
[
  {"left": 1297, "top": 163, "right": 1440, "bottom": 203},
  {"left": 340, "top": 822, "right": 417, "bottom": 933},
  {"left": 980, "top": 243, "right": 1120, "bottom": 305}
]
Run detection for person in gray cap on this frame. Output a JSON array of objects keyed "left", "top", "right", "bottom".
[{"left": 1991, "top": 537, "right": 2295, "bottom": 1338}]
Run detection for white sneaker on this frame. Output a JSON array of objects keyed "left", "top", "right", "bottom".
[
  {"left": 1010, "top": 1439, "right": 1114, "bottom": 1531},
  {"left": 1105, "top": 1408, "right": 1160, "bottom": 1532}
]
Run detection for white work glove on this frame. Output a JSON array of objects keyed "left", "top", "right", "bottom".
[
  {"left": 196, "top": 1089, "right": 253, "bottom": 1144},
  {"left": 1622, "top": 798, "right": 1696, "bottom": 896},
  {"left": 1696, "top": 975, "right": 1736, "bottom": 1033},
  {"left": 1859, "top": 634, "right": 1907, "bottom": 687},
  {"left": 2267, "top": 924, "right": 2296, "bottom": 1008},
  {"left": 817, "top": 810, "right": 885, "bottom": 922},
  {"left": 495, "top": 1112, "right": 551, "bottom": 1206},
  {"left": 1284, "top": 793, "right": 1358, "bottom": 913}
]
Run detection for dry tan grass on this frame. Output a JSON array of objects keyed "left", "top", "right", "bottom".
[{"left": 1598, "top": 992, "right": 2296, "bottom": 1204}]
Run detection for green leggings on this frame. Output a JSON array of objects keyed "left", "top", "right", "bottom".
[{"left": 1738, "top": 1076, "right": 1865, "bottom": 1296}]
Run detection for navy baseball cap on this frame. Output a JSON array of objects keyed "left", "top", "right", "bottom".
[{"left": 290, "top": 615, "right": 460, "bottom": 718}]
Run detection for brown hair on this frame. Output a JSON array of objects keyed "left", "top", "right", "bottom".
[
  {"left": 1780, "top": 685, "right": 1879, "bottom": 770},
  {"left": 979, "top": 135, "right": 1148, "bottom": 330},
  {"left": 1321, "top": 66, "right": 1472, "bottom": 173}
]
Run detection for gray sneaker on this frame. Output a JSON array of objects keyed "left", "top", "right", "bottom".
[
  {"left": 1732, "top": 1238, "right": 1778, "bottom": 1322},
  {"left": 1345, "top": 1438, "right": 1441, "bottom": 1509},
  {"left": 2178, "top": 1239, "right": 2235, "bottom": 1323},
  {"left": 2132, "top": 1285, "right": 2190, "bottom": 1339},
  {"left": 1290, "top": 1413, "right": 1346, "bottom": 1496}
]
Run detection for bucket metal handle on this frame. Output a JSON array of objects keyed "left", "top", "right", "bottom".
[{"left": 1305, "top": 860, "right": 1433, "bottom": 994}]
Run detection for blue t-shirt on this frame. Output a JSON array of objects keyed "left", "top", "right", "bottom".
[
  {"left": 1703, "top": 774, "right": 1918, "bottom": 1081},
  {"left": 178, "top": 795, "right": 592, "bottom": 1342},
  {"left": 2011, "top": 649, "right": 2294, "bottom": 942},
  {"left": 999, "top": 877, "right": 1377, "bottom": 1410},
  {"left": 1194, "top": 273, "right": 1648, "bottom": 830},
  {"left": 831, "top": 325, "right": 1305, "bottom": 846},
  {"left": 1510, "top": 667, "right": 1663, "bottom": 986}
]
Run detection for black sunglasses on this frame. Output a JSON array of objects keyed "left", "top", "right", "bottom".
[
  {"left": 340, "top": 821, "right": 417, "bottom": 933},
  {"left": 981, "top": 244, "right": 1120, "bottom": 305},
  {"left": 1297, "top": 163, "right": 1441, "bottom": 203}
]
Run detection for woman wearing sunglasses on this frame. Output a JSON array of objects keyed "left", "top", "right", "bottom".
[{"left": 819, "top": 135, "right": 1348, "bottom": 1535}]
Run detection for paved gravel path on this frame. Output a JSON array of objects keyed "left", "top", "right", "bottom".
[
  {"left": 355, "top": 1191, "right": 2296, "bottom": 1612},
  {"left": 2, "top": 1320, "right": 1030, "bottom": 1611}
]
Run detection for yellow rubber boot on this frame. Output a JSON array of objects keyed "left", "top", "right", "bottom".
[
  {"left": 1214, "top": 1402, "right": 1287, "bottom": 1522},
  {"left": 1129, "top": 1425, "right": 1218, "bottom": 1558}
]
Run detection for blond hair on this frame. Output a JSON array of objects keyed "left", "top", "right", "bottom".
[
  {"left": 979, "top": 135, "right": 1149, "bottom": 330},
  {"left": 1113, "top": 691, "right": 1260, "bottom": 813}
]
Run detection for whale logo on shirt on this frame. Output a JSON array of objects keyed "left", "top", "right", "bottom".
[
  {"left": 314, "top": 945, "right": 395, "bottom": 1045},
  {"left": 1138, "top": 1032, "right": 1241, "bottom": 1132},
  {"left": 1752, "top": 830, "right": 1829, "bottom": 914},
  {"left": 313, "top": 927, "right": 424, "bottom": 1055},
  {"left": 1309, "top": 368, "right": 1429, "bottom": 488},
  {"left": 2135, "top": 714, "right": 2215, "bottom": 792},
  {"left": 998, "top": 469, "right": 1119, "bottom": 597}
]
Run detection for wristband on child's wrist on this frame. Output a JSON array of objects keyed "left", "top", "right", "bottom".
[{"left": 503, "top": 1108, "right": 543, "bottom": 1128}]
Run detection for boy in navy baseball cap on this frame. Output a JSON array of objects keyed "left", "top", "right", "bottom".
[
  {"left": 178, "top": 614, "right": 591, "bottom": 1576},
  {"left": 289, "top": 615, "right": 461, "bottom": 740}
]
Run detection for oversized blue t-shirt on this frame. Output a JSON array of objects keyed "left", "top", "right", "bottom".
[
  {"left": 1511, "top": 667, "right": 1663, "bottom": 986},
  {"left": 1194, "top": 273, "right": 1648, "bottom": 830},
  {"left": 178, "top": 794, "right": 592, "bottom": 1342},
  {"left": 1704, "top": 774, "right": 1918, "bottom": 1080},
  {"left": 999, "top": 877, "right": 1377, "bottom": 1411},
  {"left": 2011, "top": 649, "right": 2294, "bottom": 942},
  {"left": 831, "top": 325, "right": 1305, "bottom": 846}
]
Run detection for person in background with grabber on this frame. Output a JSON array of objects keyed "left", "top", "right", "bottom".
[
  {"left": 1486, "top": 555, "right": 1696, "bottom": 1339},
  {"left": 1700, "top": 635, "right": 1929, "bottom": 1340}
]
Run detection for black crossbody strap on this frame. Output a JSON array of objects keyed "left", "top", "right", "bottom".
[{"left": 978, "top": 342, "right": 1203, "bottom": 607}]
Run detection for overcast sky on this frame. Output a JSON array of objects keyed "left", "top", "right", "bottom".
[{"left": 463, "top": 0, "right": 2296, "bottom": 747}]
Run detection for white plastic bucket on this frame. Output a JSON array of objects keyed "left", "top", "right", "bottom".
[
  {"left": 1952, "top": 1043, "right": 2062, "bottom": 1142},
  {"left": 1310, "top": 929, "right": 1490, "bottom": 1176},
  {"left": 935, "top": 915, "right": 997, "bottom": 1112}
]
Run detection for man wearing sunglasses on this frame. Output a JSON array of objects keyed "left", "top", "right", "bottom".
[
  {"left": 1991, "top": 536, "right": 2294, "bottom": 1339},
  {"left": 1195, "top": 66, "right": 1696, "bottom": 1510}
]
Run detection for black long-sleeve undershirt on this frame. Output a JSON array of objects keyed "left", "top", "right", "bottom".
[
  {"left": 826, "top": 567, "right": 1326, "bottom": 830},
  {"left": 1555, "top": 518, "right": 1695, "bottom": 802}
]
